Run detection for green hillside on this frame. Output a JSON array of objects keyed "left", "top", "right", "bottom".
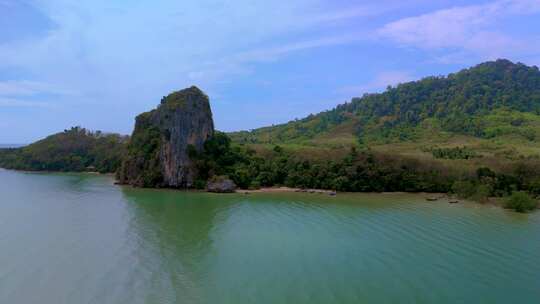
[
  {"left": 1, "top": 59, "right": 539, "bottom": 210},
  {"left": 0, "top": 127, "right": 127, "bottom": 173},
  {"left": 230, "top": 59, "right": 540, "bottom": 159}
]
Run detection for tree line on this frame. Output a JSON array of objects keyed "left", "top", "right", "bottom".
[{"left": 192, "top": 132, "right": 539, "bottom": 212}]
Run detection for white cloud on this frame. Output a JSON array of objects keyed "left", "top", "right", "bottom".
[
  {"left": 0, "top": 0, "right": 391, "bottom": 108},
  {"left": 339, "top": 71, "right": 416, "bottom": 95},
  {"left": 302, "top": 4, "right": 398, "bottom": 25},
  {"left": 237, "top": 33, "right": 366, "bottom": 62},
  {"left": 378, "top": 0, "right": 540, "bottom": 62},
  {"left": 0, "top": 80, "right": 76, "bottom": 96},
  {"left": 188, "top": 33, "right": 367, "bottom": 82},
  {"left": 0, "top": 97, "right": 50, "bottom": 108},
  {"left": 502, "top": 0, "right": 540, "bottom": 13}
]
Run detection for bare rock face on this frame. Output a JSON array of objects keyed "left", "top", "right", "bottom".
[
  {"left": 206, "top": 176, "right": 237, "bottom": 193},
  {"left": 117, "top": 86, "right": 214, "bottom": 188}
]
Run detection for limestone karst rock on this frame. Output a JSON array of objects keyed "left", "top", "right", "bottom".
[{"left": 117, "top": 86, "right": 214, "bottom": 187}]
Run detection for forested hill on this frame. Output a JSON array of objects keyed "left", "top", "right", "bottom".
[
  {"left": 230, "top": 59, "right": 540, "bottom": 146},
  {"left": 0, "top": 127, "right": 128, "bottom": 173}
]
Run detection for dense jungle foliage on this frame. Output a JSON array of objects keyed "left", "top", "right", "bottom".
[
  {"left": 192, "top": 132, "right": 539, "bottom": 211},
  {"left": 0, "top": 127, "right": 127, "bottom": 173},
  {"left": 231, "top": 59, "right": 540, "bottom": 145},
  {"left": 116, "top": 112, "right": 164, "bottom": 187}
]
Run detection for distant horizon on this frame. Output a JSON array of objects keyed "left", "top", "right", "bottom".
[
  {"left": 2, "top": 0, "right": 540, "bottom": 143},
  {"left": 0, "top": 144, "right": 27, "bottom": 148}
]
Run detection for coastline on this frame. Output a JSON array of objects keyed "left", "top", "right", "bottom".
[
  {"left": 1, "top": 168, "right": 536, "bottom": 211},
  {"left": 238, "top": 187, "right": 335, "bottom": 195},
  {"left": 238, "top": 186, "right": 445, "bottom": 197},
  {"left": 235, "top": 187, "right": 528, "bottom": 210}
]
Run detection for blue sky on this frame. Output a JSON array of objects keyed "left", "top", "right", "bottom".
[{"left": 1, "top": 0, "right": 540, "bottom": 143}]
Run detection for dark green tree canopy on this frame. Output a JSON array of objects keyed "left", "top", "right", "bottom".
[{"left": 232, "top": 59, "right": 540, "bottom": 144}]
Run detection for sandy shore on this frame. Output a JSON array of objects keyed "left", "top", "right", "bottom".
[
  {"left": 235, "top": 188, "right": 507, "bottom": 207},
  {"left": 238, "top": 188, "right": 452, "bottom": 197},
  {"left": 238, "top": 187, "right": 336, "bottom": 195}
]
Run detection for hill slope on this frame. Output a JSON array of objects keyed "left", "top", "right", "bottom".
[
  {"left": 0, "top": 127, "right": 128, "bottom": 173},
  {"left": 230, "top": 59, "right": 540, "bottom": 158}
]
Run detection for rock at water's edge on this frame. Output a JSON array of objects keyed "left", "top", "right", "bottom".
[
  {"left": 117, "top": 86, "right": 214, "bottom": 188},
  {"left": 207, "top": 176, "right": 237, "bottom": 193}
]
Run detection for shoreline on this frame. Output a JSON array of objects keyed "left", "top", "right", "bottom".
[
  {"left": 1, "top": 168, "right": 535, "bottom": 211},
  {"left": 238, "top": 187, "right": 336, "bottom": 195},
  {"left": 236, "top": 187, "right": 518, "bottom": 210},
  {"left": 238, "top": 186, "right": 447, "bottom": 196}
]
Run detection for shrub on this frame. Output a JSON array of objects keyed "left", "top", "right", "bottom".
[
  {"left": 431, "top": 146, "right": 479, "bottom": 160},
  {"left": 526, "top": 178, "right": 540, "bottom": 197},
  {"left": 231, "top": 167, "right": 251, "bottom": 189},
  {"left": 452, "top": 180, "right": 476, "bottom": 199},
  {"left": 471, "top": 184, "right": 492, "bottom": 203},
  {"left": 504, "top": 191, "right": 538, "bottom": 213},
  {"left": 193, "top": 179, "right": 207, "bottom": 189},
  {"left": 249, "top": 180, "right": 261, "bottom": 190}
]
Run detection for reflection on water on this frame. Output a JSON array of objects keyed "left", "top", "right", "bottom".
[
  {"left": 0, "top": 170, "right": 539, "bottom": 304},
  {"left": 121, "top": 188, "right": 239, "bottom": 303}
]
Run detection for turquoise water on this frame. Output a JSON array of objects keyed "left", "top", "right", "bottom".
[{"left": 0, "top": 169, "right": 539, "bottom": 303}]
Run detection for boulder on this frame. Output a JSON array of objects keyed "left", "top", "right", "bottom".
[{"left": 207, "top": 176, "right": 237, "bottom": 193}]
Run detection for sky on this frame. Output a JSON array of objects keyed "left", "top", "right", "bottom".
[{"left": 1, "top": 0, "right": 540, "bottom": 143}]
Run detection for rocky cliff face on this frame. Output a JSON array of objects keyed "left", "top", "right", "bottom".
[{"left": 117, "top": 86, "right": 214, "bottom": 188}]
